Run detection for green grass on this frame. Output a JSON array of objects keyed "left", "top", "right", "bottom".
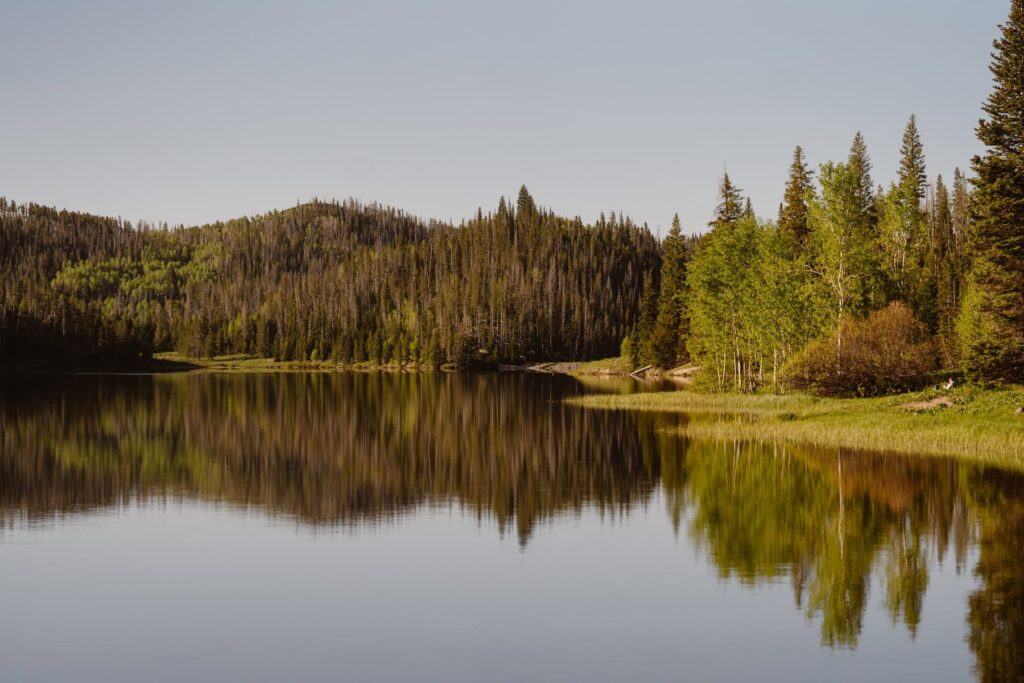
[
  {"left": 569, "top": 385, "right": 1024, "bottom": 469},
  {"left": 572, "top": 356, "right": 633, "bottom": 376}
]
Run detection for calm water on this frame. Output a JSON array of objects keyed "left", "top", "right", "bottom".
[{"left": 1, "top": 373, "right": 1021, "bottom": 682}]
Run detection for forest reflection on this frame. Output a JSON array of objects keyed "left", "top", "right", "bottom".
[
  {"left": 0, "top": 373, "right": 1021, "bottom": 679},
  {"left": 0, "top": 373, "right": 675, "bottom": 542}
]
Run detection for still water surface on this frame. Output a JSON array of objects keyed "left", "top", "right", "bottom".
[{"left": 1, "top": 373, "right": 1021, "bottom": 682}]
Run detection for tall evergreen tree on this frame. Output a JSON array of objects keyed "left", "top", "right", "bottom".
[
  {"left": 845, "top": 133, "right": 889, "bottom": 309},
  {"left": 894, "top": 114, "right": 934, "bottom": 327},
  {"left": 712, "top": 173, "right": 746, "bottom": 226},
  {"left": 848, "top": 132, "right": 877, "bottom": 228},
  {"left": 516, "top": 185, "right": 537, "bottom": 226},
  {"left": 778, "top": 146, "right": 814, "bottom": 244},
  {"left": 651, "top": 214, "right": 689, "bottom": 368},
  {"left": 959, "top": 0, "right": 1024, "bottom": 381},
  {"left": 899, "top": 115, "right": 928, "bottom": 203},
  {"left": 630, "top": 271, "right": 660, "bottom": 367}
]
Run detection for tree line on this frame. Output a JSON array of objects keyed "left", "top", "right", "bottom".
[{"left": 630, "top": 0, "right": 1024, "bottom": 391}]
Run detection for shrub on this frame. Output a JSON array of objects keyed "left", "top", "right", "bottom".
[
  {"left": 785, "top": 302, "right": 939, "bottom": 397},
  {"left": 619, "top": 335, "right": 633, "bottom": 364}
]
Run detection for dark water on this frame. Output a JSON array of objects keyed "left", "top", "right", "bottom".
[{"left": 1, "top": 373, "right": 1021, "bottom": 682}]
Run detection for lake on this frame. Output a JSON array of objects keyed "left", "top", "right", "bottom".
[{"left": 1, "top": 372, "right": 1021, "bottom": 682}]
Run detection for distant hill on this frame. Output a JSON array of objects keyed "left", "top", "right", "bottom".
[{"left": 0, "top": 189, "right": 660, "bottom": 368}]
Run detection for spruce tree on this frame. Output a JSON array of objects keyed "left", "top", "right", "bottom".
[
  {"left": 899, "top": 115, "right": 928, "bottom": 203},
  {"left": 846, "top": 134, "right": 885, "bottom": 309},
  {"left": 959, "top": 0, "right": 1024, "bottom": 381},
  {"left": 516, "top": 185, "right": 537, "bottom": 226},
  {"left": 848, "top": 132, "right": 877, "bottom": 228},
  {"left": 712, "top": 173, "right": 745, "bottom": 226},
  {"left": 893, "top": 114, "right": 934, "bottom": 328},
  {"left": 778, "top": 146, "right": 813, "bottom": 244},
  {"left": 651, "top": 214, "right": 689, "bottom": 368},
  {"left": 631, "top": 271, "right": 660, "bottom": 367}
]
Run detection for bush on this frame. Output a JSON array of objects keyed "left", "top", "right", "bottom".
[
  {"left": 619, "top": 335, "right": 633, "bottom": 364},
  {"left": 785, "top": 302, "right": 939, "bottom": 397}
]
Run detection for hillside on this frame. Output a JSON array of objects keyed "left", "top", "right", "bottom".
[{"left": 0, "top": 189, "right": 660, "bottom": 368}]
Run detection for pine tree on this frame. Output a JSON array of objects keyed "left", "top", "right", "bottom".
[
  {"left": 840, "top": 134, "right": 886, "bottom": 310},
  {"left": 848, "top": 132, "right": 877, "bottom": 228},
  {"left": 959, "top": 0, "right": 1024, "bottom": 381},
  {"left": 712, "top": 173, "right": 745, "bottom": 226},
  {"left": 899, "top": 115, "right": 928, "bottom": 203},
  {"left": 630, "top": 271, "right": 659, "bottom": 367},
  {"left": 651, "top": 214, "right": 689, "bottom": 368},
  {"left": 778, "top": 146, "right": 814, "bottom": 244},
  {"left": 516, "top": 185, "right": 537, "bottom": 226},
  {"left": 891, "top": 114, "right": 934, "bottom": 327}
]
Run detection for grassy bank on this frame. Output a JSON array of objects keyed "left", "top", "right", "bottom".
[
  {"left": 572, "top": 356, "right": 633, "bottom": 376},
  {"left": 569, "top": 386, "right": 1024, "bottom": 469}
]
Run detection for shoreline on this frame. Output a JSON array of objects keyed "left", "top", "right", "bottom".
[{"left": 568, "top": 387, "right": 1024, "bottom": 470}]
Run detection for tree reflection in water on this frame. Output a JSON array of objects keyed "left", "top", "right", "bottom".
[{"left": 0, "top": 373, "right": 1020, "bottom": 678}]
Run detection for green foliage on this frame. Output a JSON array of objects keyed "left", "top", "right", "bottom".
[
  {"left": 687, "top": 214, "right": 815, "bottom": 392},
  {"left": 960, "top": 0, "right": 1024, "bottom": 382},
  {"left": 629, "top": 271, "right": 659, "bottom": 368},
  {"left": 848, "top": 132, "right": 877, "bottom": 226},
  {"left": 877, "top": 181, "right": 933, "bottom": 325},
  {"left": 806, "top": 161, "right": 879, "bottom": 327},
  {"left": 650, "top": 214, "right": 689, "bottom": 368},
  {"left": 713, "top": 173, "right": 746, "bottom": 226},
  {"left": 899, "top": 114, "right": 927, "bottom": 203},
  {"left": 619, "top": 335, "right": 633, "bottom": 363},
  {"left": 778, "top": 146, "right": 813, "bottom": 244}
]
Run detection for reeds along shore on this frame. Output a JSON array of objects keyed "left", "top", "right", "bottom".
[{"left": 569, "top": 386, "right": 1024, "bottom": 469}]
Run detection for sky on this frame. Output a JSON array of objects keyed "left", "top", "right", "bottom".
[{"left": 0, "top": 0, "right": 1011, "bottom": 235}]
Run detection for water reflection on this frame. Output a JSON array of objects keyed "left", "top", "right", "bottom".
[
  {"left": 1, "top": 373, "right": 676, "bottom": 543},
  {"left": 677, "top": 442, "right": 972, "bottom": 647},
  {"left": 1, "top": 373, "right": 1022, "bottom": 679}
]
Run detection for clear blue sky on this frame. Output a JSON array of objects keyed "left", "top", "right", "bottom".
[{"left": 0, "top": 0, "right": 1010, "bottom": 235}]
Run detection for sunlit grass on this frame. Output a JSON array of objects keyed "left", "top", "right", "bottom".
[
  {"left": 569, "top": 385, "right": 1024, "bottom": 469},
  {"left": 573, "top": 356, "right": 633, "bottom": 375}
]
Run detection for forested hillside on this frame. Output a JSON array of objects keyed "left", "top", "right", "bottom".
[{"left": 0, "top": 188, "right": 659, "bottom": 367}]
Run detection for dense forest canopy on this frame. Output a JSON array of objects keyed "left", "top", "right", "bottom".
[
  {"left": 3, "top": 1, "right": 1024, "bottom": 390},
  {"left": 0, "top": 190, "right": 659, "bottom": 367}
]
